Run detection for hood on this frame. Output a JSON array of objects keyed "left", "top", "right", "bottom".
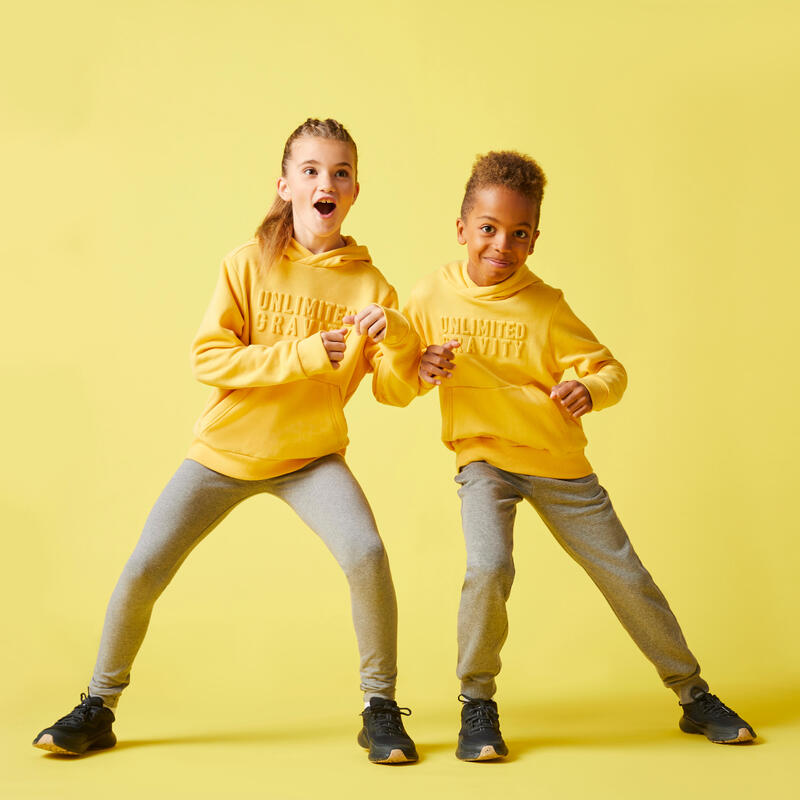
[
  {"left": 285, "top": 236, "right": 372, "bottom": 268},
  {"left": 441, "top": 260, "right": 540, "bottom": 300}
]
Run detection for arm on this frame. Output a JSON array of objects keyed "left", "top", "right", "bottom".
[
  {"left": 347, "top": 289, "right": 424, "bottom": 407},
  {"left": 403, "top": 295, "right": 440, "bottom": 397},
  {"left": 549, "top": 293, "right": 628, "bottom": 414},
  {"left": 190, "top": 259, "right": 333, "bottom": 388}
]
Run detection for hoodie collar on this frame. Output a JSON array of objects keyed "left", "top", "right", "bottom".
[
  {"left": 442, "top": 260, "right": 540, "bottom": 300},
  {"left": 284, "top": 236, "right": 372, "bottom": 268}
]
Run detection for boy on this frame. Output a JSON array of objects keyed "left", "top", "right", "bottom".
[{"left": 402, "top": 151, "right": 754, "bottom": 760}]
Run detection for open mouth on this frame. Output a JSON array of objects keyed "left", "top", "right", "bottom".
[{"left": 314, "top": 200, "right": 337, "bottom": 218}]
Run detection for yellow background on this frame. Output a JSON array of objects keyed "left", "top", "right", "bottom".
[{"left": 2, "top": 1, "right": 798, "bottom": 797}]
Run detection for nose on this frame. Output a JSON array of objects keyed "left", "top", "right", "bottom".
[{"left": 495, "top": 233, "right": 512, "bottom": 252}]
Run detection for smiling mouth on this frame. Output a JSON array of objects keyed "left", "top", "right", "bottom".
[{"left": 314, "top": 200, "right": 337, "bottom": 218}]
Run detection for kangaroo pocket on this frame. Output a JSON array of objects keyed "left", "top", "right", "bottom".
[
  {"left": 440, "top": 383, "right": 587, "bottom": 455},
  {"left": 194, "top": 381, "right": 348, "bottom": 460}
]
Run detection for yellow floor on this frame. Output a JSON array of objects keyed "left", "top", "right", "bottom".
[{"left": 6, "top": 686, "right": 798, "bottom": 800}]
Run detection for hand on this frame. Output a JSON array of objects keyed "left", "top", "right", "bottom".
[
  {"left": 419, "top": 340, "right": 460, "bottom": 385},
  {"left": 320, "top": 327, "right": 348, "bottom": 369},
  {"left": 343, "top": 304, "right": 387, "bottom": 342},
  {"left": 550, "top": 380, "right": 592, "bottom": 418}
]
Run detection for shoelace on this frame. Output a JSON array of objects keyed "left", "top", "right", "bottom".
[
  {"left": 55, "top": 693, "right": 102, "bottom": 729},
  {"left": 362, "top": 704, "right": 412, "bottom": 736},
  {"left": 459, "top": 694, "right": 500, "bottom": 734},
  {"left": 693, "top": 692, "right": 737, "bottom": 719}
]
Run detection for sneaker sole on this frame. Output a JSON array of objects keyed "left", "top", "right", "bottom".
[
  {"left": 359, "top": 741, "right": 418, "bottom": 764},
  {"left": 457, "top": 744, "right": 506, "bottom": 761},
  {"left": 357, "top": 729, "right": 418, "bottom": 764},
  {"left": 679, "top": 718, "right": 756, "bottom": 743},
  {"left": 33, "top": 732, "right": 117, "bottom": 755},
  {"left": 371, "top": 748, "right": 416, "bottom": 763}
]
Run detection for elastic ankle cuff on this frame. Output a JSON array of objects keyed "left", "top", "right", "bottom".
[
  {"left": 674, "top": 681, "right": 709, "bottom": 705},
  {"left": 460, "top": 685, "right": 495, "bottom": 701}
]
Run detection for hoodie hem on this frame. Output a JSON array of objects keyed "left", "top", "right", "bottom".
[
  {"left": 187, "top": 440, "right": 321, "bottom": 481},
  {"left": 453, "top": 438, "right": 593, "bottom": 479}
]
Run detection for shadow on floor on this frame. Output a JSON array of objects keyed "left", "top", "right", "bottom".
[
  {"left": 39, "top": 682, "right": 797, "bottom": 759},
  {"left": 420, "top": 682, "right": 798, "bottom": 754}
]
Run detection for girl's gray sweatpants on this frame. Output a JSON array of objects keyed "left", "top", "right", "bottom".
[
  {"left": 89, "top": 456, "right": 398, "bottom": 707},
  {"left": 455, "top": 460, "right": 708, "bottom": 704}
]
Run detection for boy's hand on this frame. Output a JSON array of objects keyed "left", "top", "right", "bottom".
[
  {"left": 420, "top": 340, "right": 460, "bottom": 385},
  {"left": 550, "top": 381, "right": 592, "bottom": 418},
  {"left": 320, "top": 328, "right": 348, "bottom": 369},
  {"left": 343, "top": 305, "right": 387, "bottom": 342}
]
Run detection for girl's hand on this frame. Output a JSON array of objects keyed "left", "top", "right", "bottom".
[
  {"left": 343, "top": 304, "right": 387, "bottom": 342},
  {"left": 320, "top": 327, "right": 348, "bottom": 369},
  {"left": 550, "top": 380, "right": 592, "bottom": 418},
  {"left": 420, "top": 340, "right": 460, "bottom": 385}
]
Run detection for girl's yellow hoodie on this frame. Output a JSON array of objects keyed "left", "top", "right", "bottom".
[
  {"left": 404, "top": 261, "right": 627, "bottom": 478},
  {"left": 187, "top": 238, "right": 420, "bottom": 480}
]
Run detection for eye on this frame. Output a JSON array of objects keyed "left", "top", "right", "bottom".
[
  {"left": 514, "top": 230, "right": 529, "bottom": 239},
  {"left": 303, "top": 167, "right": 317, "bottom": 176},
  {"left": 480, "top": 224, "right": 495, "bottom": 234},
  {"left": 335, "top": 169, "right": 350, "bottom": 178}
]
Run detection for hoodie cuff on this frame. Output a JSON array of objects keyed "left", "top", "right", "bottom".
[
  {"left": 576, "top": 375, "right": 609, "bottom": 411},
  {"left": 297, "top": 332, "right": 333, "bottom": 376},
  {"left": 379, "top": 306, "right": 411, "bottom": 348}
]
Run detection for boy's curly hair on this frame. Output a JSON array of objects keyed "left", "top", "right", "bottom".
[{"left": 461, "top": 150, "right": 547, "bottom": 225}]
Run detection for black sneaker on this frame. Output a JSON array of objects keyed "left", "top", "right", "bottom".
[
  {"left": 679, "top": 688, "right": 756, "bottom": 743},
  {"left": 456, "top": 694, "right": 508, "bottom": 761},
  {"left": 357, "top": 697, "right": 418, "bottom": 763},
  {"left": 33, "top": 693, "right": 116, "bottom": 755}
]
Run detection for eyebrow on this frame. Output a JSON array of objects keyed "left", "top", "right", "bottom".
[
  {"left": 476, "top": 215, "right": 532, "bottom": 228},
  {"left": 299, "top": 160, "right": 354, "bottom": 168}
]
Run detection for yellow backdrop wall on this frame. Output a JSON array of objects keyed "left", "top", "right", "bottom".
[{"left": 2, "top": 2, "right": 798, "bottom": 798}]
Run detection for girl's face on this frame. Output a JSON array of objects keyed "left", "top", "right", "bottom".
[
  {"left": 277, "top": 136, "right": 359, "bottom": 253},
  {"left": 457, "top": 185, "right": 540, "bottom": 286}
]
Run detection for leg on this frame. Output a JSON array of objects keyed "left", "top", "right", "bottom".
[
  {"left": 269, "top": 454, "right": 398, "bottom": 701},
  {"left": 526, "top": 472, "right": 707, "bottom": 701},
  {"left": 89, "top": 459, "right": 258, "bottom": 706},
  {"left": 454, "top": 461, "right": 523, "bottom": 700}
]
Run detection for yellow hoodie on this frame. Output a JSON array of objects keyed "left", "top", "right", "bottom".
[
  {"left": 404, "top": 261, "right": 627, "bottom": 478},
  {"left": 187, "top": 237, "right": 420, "bottom": 480}
]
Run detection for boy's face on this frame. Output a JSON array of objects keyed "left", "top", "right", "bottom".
[{"left": 457, "top": 185, "right": 540, "bottom": 286}]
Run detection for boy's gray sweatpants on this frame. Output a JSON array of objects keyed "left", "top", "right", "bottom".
[
  {"left": 89, "top": 455, "right": 398, "bottom": 707},
  {"left": 455, "top": 460, "right": 708, "bottom": 703}
]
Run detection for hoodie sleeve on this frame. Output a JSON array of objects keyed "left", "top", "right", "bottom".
[
  {"left": 363, "top": 286, "right": 424, "bottom": 407},
  {"left": 549, "top": 293, "right": 627, "bottom": 411},
  {"left": 401, "top": 292, "right": 437, "bottom": 397},
  {"left": 190, "top": 258, "right": 333, "bottom": 389}
]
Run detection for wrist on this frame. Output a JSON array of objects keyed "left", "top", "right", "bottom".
[
  {"left": 379, "top": 306, "right": 411, "bottom": 347},
  {"left": 297, "top": 332, "right": 334, "bottom": 376}
]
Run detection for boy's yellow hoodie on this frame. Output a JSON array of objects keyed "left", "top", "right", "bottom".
[
  {"left": 404, "top": 261, "right": 627, "bottom": 478},
  {"left": 187, "top": 237, "right": 420, "bottom": 480}
]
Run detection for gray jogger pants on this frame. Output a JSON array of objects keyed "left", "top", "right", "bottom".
[
  {"left": 455, "top": 460, "right": 707, "bottom": 703},
  {"left": 89, "top": 455, "right": 398, "bottom": 706}
]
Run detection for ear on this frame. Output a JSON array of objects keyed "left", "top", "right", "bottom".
[
  {"left": 528, "top": 229, "right": 541, "bottom": 254},
  {"left": 456, "top": 217, "right": 467, "bottom": 245},
  {"left": 352, "top": 181, "right": 360, "bottom": 205},
  {"left": 276, "top": 176, "right": 291, "bottom": 202}
]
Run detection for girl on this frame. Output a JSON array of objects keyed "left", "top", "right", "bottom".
[{"left": 33, "top": 118, "right": 419, "bottom": 764}]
